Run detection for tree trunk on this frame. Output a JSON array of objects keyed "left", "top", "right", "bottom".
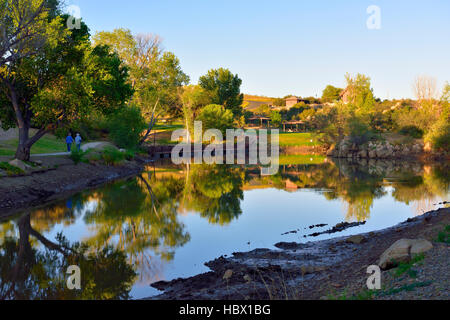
[{"left": 15, "top": 126, "right": 31, "bottom": 161}]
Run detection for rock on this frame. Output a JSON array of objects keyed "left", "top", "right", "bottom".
[
  {"left": 410, "top": 239, "right": 433, "bottom": 255},
  {"left": 378, "top": 239, "right": 433, "bottom": 269},
  {"left": 8, "top": 159, "right": 30, "bottom": 171},
  {"left": 345, "top": 235, "right": 366, "bottom": 244},
  {"left": 0, "top": 169, "right": 6, "bottom": 177}
]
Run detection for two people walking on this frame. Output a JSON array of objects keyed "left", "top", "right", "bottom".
[{"left": 66, "top": 133, "right": 82, "bottom": 152}]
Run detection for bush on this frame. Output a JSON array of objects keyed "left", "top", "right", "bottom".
[
  {"left": 399, "top": 125, "right": 424, "bottom": 139},
  {"left": 70, "top": 149, "right": 91, "bottom": 165},
  {"left": 106, "top": 105, "right": 147, "bottom": 149},
  {"left": 101, "top": 147, "right": 126, "bottom": 165},
  {"left": 425, "top": 117, "right": 450, "bottom": 153},
  {"left": 196, "top": 104, "right": 234, "bottom": 135},
  {"left": 347, "top": 116, "right": 376, "bottom": 145}
]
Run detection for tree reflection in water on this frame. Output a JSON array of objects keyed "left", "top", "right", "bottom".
[
  {"left": 0, "top": 213, "right": 136, "bottom": 300},
  {"left": 0, "top": 159, "right": 448, "bottom": 299}
]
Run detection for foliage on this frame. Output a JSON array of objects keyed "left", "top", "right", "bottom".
[
  {"left": 0, "top": 14, "right": 133, "bottom": 160},
  {"left": 393, "top": 254, "right": 425, "bottom": 278},
  {"left": 100, "top": 147, "right": 127, "bottom": 165},
  {"left": 196, "top": 104, "right": 235, "bottom": 135},
  {"left": 425, "top": 115, "right": 450, "bottom": 152},
  {"left": 398, "top": 125, "right": 424, "bottom": 139},
  {"left": 106, "top": 105, "right": 147, "bottom": 149},
  {"left": 70, "top": 149, "right": 90, "bottom": 165},
  {"left": 199, "top": 68, "right": 244, "bottom": 118},
  {"left": 180, "top": 85, "right": 211, "bottom": 137},
  {"left": 272, "top": 97, "right": 286, "bottom": 106},
  {"left": 256, "top": 104, "right": 271, "bottom": 116},
  {"left": 0, "top": 162, "right": 25, "bottom": 175},
  {"left": 270, "top": 110, "right": 282, "bottom": 127},
  {"left": 436, "top": 225, "right": 450, "bottom": 244},
  {"left": 93, "top": 29, "right": 189, "bottom": 119},
  {"left": 322, "top": 85, "right": 343, "bottom": 103},
  {"left": 344, "top": 73, "right": 376, "bottom": 113}
]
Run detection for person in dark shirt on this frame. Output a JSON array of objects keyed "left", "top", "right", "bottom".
[{"left": 66, "top": 133, "right": 74, "bottom": 152}]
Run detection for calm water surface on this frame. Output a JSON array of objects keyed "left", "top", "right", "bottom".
[{"left": 0, "top": 157, "right": 448, "bottom": 299}]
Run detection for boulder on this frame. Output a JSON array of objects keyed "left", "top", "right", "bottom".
[
  {"left": 8, "top": 159, "right": 30, "bottom": 171},
  {"left": 378, "top": 239, "right": 433, "bottom": 269}
]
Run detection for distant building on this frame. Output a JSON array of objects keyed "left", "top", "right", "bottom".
[{"left": 285, "top": 96, "right": 301, "bottom": 108}]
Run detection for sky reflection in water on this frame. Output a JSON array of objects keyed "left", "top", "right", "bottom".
[{"left": 0, "top": 158, "right": 448, "bottom": 299}]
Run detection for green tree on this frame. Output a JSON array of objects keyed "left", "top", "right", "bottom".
[
  {"left": 198, "top": 68, "right": 244, "bottom": 118},
  {"left": 196, "top": 104, "right": 234, "bottom": 135},
  {"left": 270, "top": 110, "right": 282, "bottom": 128},
  {"left": 343, "top": 73, "right": 376, "bottom": 113},
  {"left": 106, "top": 105, "right": 147, "bottom": 149},
  {"left": 273, "top": 97, "right": 286, "bottom": 107},
  {"left": 0, "top": 15, "right": 133, "bottom": 160},
  {"left": 0, "top": 0, "right": 58, "bottom": 67},
  {"left": 256, "top": 104, "right": 271, "bottom": 116},
  {"left": 180, "top": 85, "right": 211, "bottom": 138},
  {"left": 321, "top": 85, "right": 343, "bottom": 103},
  {"left": 0, "top": 213, "right": 136, "bottom": 300},
  {"left": 93, "top": 30, "right": 190, "bottom": 144}
]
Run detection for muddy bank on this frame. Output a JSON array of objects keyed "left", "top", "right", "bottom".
[
  {"left": 149, "top": 207, "right": 449, "bottom": 300},
  {"left": 0, "top": 156, "right": 147, "bottom": 218}
]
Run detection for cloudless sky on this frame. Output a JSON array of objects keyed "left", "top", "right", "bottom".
[{"left": 68, "top": 0, "right": 450, "bottom": 99}]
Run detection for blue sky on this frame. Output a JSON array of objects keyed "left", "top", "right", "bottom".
[{"left": 68, "top": 0, "right": 450, "bottom": 99}]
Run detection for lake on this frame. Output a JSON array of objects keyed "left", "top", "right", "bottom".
[{"left": 0, "top": 157, "right": 448, "bottom": 299}]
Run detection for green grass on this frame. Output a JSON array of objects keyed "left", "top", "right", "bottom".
[
  {"left": 279, "top": 154, "right": 326, "bottom": 165},
  {"left": 278, "top": 133, "right": 323, "bottom": 147},
  {"left": 436, "top": 225, "right": 450, "bottom": 244},
  {"left": 393, "top": 254, "right": 425, "bottom": 278},
  {"left": 0, "top": 133, "right": 67, "bottom": 156},
  {"left": 0, "top": 162, "right": 25, "bottom": 176}
]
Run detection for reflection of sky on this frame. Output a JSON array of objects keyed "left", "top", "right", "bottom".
[{"left": 21, "top": 180, "right": 449, "bottom": 300}]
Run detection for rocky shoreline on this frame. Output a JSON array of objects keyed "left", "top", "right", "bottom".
[
  {"left": 149, "top": 208, "right": 449, "bottom": 300},
  {"left": 0, "top": 156, "right": 147, "bottom": 218},
  {"left": 328, "top": 137, "right": 424, "bottom": 160}
]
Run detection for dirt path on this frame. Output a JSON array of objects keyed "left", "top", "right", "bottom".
[{"left": 149, "top": 207, "right": 449, "bottom": 300}]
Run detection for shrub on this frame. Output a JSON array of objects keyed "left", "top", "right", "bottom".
[
  {"left": 70, "top": 149, "right": 91, "bottom": 165},
  {"left": 399, "top": 125, "right": 424, "bottom": 139},
  {"left": 101, "top": 147, "right": 126, "bottom": 165},
  {"left": 106, "top": 105, "right": 147, "bottom": 149},
  {"left": 347, "top": 116, "right": 376, "bottom": 145},
  {"left": 425, "top": 116, "right": 450, "bottom": 153},
  {"left": 196, "top": 104, "right": 234, "bottom": 135}
]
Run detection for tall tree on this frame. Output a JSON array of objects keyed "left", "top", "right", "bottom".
[
  {"left": 93, "top": 29, "right": 189, "bottom": 144},
  {"left": 198, "top": 68, "right": 244, "bottom": 118},
  {"left": 321, "top": 85, "right": 343, "bottom": 103},
  {"left": 343, "top": 73, "right": 375, "bottom": 113},
  {"left": 0, "top": 0, "right": 59, "bottom": 67},
  {"left": 0, "top": 16, "right": 133, "bottom": 160}
]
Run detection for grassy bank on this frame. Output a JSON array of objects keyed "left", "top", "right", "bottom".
[{"left": 0, "top": 131, "right": 67, "bottom": 156}]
